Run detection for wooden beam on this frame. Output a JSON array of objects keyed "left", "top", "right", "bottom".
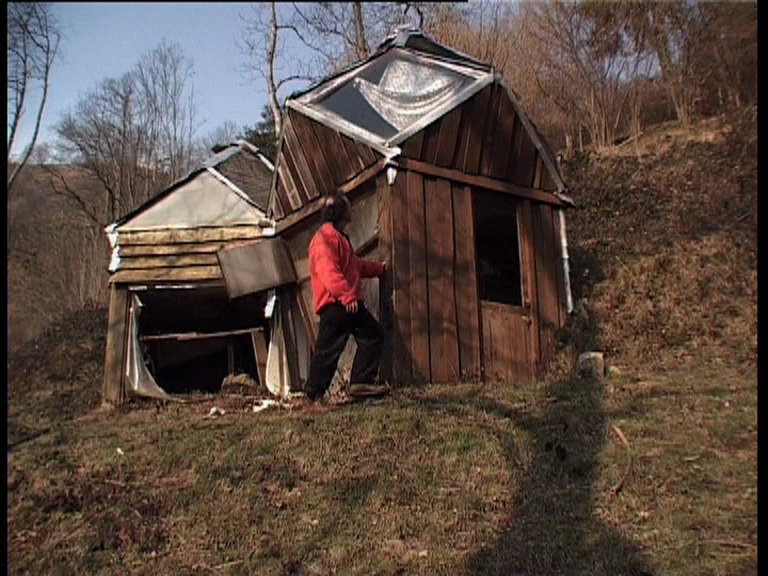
[
  {"left": 141, "top": 327, "right": 264, "bottom": 342},
  {"left": 110, "top": 265, "right": 223, "bottom": 284},
  {"left": 117, "top": 226, "right": 266, "bottom": 246},
  {"left": 103, "top": 284, "right": 130, "bottom": 405},
  {"left": 117, "top": 254, "right": 220, "bottom": 270},
  {"left": 397, "top": 157, "right": 567, "bottom": 207},
  {"left": 119, "top": 242, "right": 236, "bottom": 257},
  {"left": 275, "top": 158, "right": 388, "bottom": 234}
]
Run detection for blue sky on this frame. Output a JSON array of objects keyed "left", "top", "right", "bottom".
[{"left": 10, "top": 2, "right": 313, "bottom": 157}]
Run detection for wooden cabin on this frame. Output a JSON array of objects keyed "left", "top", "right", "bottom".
[
  {"left": 101, "top": 140, "right": 279, "bottom": 404},
  {"left": 256, "top": 29, "right": 575, "bottom": 389},
  {"left": 102, "top": 31, "right": 576, "bottom": 406}
]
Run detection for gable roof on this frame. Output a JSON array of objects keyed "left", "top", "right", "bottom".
[
  {"left": 281, "top": 29, "right": 567, "bottom": 193},
  {"left": 110, "top": 140, "right": 274, "bottom": 232}
]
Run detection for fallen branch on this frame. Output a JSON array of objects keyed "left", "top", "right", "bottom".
[{"left": 610, "top": 424, "right": 633, "bottom": 496}]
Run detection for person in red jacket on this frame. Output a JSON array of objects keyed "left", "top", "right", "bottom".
[{"left": 304, "top": 192, "right": 388, "bottom": 403}]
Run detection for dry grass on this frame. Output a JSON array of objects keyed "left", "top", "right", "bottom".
[{"left": 8, "top": 365, "right": 756, "bottom": 576}]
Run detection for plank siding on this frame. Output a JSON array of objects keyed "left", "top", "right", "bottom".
[
  {"left": 451, "top": 183, "right": 482, "bottom": 380},
  {"left": 407, "top": 171, "right": 431, "bottom": 383},
  {"left": 514, "top": 125, "right": 539, "bottom": 188},
  {"left": 341, "top": 134, "right": 367, "bottom": 173},
  {"left": 103, "top": 284, "right": 130, "bottom": 405},
  {"left": 481, "top": 301, "right": 530, "bottom": 383},
  {"left": 421, "top": 121, "right": 442, "bottom": 166},
  {"left": 281, "top": 142, "right": 311, "bottom": 204},
  {"left": 118, "top": 254, "right": 220, "bottom": 270},
  {"left": 461, "top": 84, "right": 493, "bottom": 174},
  {"left": 434, "top": 107, "right": 463, "bottom": 168},
  {"left": 532, "top": 203, "right": 560, "bottom": 364},
  {"left": 308, "top": 117, "right": 348, "bottom": 186},
  {"left": 478, "top": 85, "right": 503, "bottom": 177},
  {"left": 110, "top": 266, "right": 223, "bottom": 284},
  {"left": 283, "top": 115, "right": 322, "bottom": 199},
  {"left": 377, "top": 174, "right": 395, "bottom": 384},
  {"left": 391, "top": 170, "right": 413, "bottom": 383},
  {"left": 425, "top": 177, "right": 459, "bottom": 383},
  {"left": 518, "top": 199, "right": 540, "bottom": 367},
  {"left": 288, "top": 110, "right": 336, "bottom": 197},
  {"left": 489, "top": 94, "right": 518, "bottom": 181}
]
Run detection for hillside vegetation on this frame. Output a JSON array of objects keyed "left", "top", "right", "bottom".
[{"left": 7, "top": 111, "right": 757, "bottom": 576}]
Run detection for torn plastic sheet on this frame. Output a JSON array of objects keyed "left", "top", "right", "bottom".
[
  {"left": 354, "top": 58, "right": 467, "bottom": 131},
  {"left": 126, "top": 293, "right": 175, "bottom": 401},
  {"left": 264, "top": 297, "right": 292, "bottom": 399}
]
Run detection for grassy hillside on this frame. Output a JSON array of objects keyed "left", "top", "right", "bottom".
[{"left": 7, "top": 110, "right": 757, "bottom": 576}]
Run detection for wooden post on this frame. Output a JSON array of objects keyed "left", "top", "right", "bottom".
[
  {"left": 103, "top": 284, "right": 130, "bottom": 406},
  {"left": 377, "top": 175, "right": 395, "bottom": 385}
]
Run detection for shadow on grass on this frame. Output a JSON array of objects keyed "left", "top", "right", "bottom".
[{"left": 459, "top": 375, "right": 654, "bottom": 576}]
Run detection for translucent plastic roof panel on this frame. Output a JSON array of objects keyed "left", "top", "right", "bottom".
[{"left": 313, "top": 51, "right": 475, "bottom": 140}]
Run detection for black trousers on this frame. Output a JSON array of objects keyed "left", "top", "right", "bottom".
[{"left": 304, "top": 302, "right": 384, "bottom": 401}]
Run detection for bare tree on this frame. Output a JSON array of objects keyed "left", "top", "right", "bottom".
[
  {"left": 196, "top": 120, "right": 244, "bottom": 160},
  {"left": 7, "top": 1, "right": 61, "bottom": 193},
  {"left": 239, "top": 2, "right": 317, "bottom": 141},
  {"left": 55, "top": 40, "right": 199, "bottom": 223}
]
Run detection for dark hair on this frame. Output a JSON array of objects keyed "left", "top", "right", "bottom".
[{"left": 321, "top": 192, "right": 350, "bottom": 227}]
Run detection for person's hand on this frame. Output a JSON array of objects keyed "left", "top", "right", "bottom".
[
  {"left": 380, "top": 261, "right": 387, "bottom": 276},
  {"left": 345, "top": 300, "right": 358, "bottom": 314}
]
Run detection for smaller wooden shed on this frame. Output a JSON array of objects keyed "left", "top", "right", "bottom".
[
  {"left": 258, "top": 28, "right": 575, "bottom": 389},
  {"left": 101, "top": 140, "right": 280, "bottom": 404}
]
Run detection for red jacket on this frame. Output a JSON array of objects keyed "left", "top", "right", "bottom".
[{"left": 308, "top": 223, "right": 385, "bottom": 314}]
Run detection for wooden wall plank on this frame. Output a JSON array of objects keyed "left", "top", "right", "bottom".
[
  {"left": 514, "top": 126, "right": 539, "bottom": 188},
  {"left": 118, "top": 254, "right": 220, "bottom": 270},
  {"left": 283, "top": 115, "right": 322, "bottom": 199},
  {"left": 407, "top": 171, "right": 431, "bottom": 383},
  {"left": 103, "top": 284, "right": 130, "bottom": 405},
  {"left": 392, "top": 169, "right": 413, "bottom": 383},
  {"left": 489, "top": 94, "right": 517, "bottom": 181},
  {"left": 421, "top": 121, "right": 442, "bottom": 165},
  {"left": 117, "top": 226, "right": 265, "bottom": 246},
  {"left": 353, "top": 138, "right": 378, "bottom": 167},
  {"left": 289, "top": 110, "right": 336, "bottom": 196},
  {"left": 425, "top": 177, "right": 459, "bottom": 383},
  {"left": 507, "top": 111, "right": 525, "bottom": 183},
  {"left": 402, "top": 130, "right": 424, "bottom": 159},
  {"left": 281, "top": 143, "right": 311, "bottom": 205},
  {"left": 376, "top": 174, "right": 394, "bottom": 384},
  {"left": 459, "top": 84, "right": 493, "bottom": 174},
  {"left": 478, "top": 85, "right": 503, "bottom": 177},
  {"left": 110, "top": 266, "right": 222, "bottom": 284},
  {"left": 308, "top": 119, "right": 348, "bottom": 186},
  {"left": 518, "top": 199, "right": 540, "bottom": 368},
  {"left": 341, "top": 134, "right": 367, "bottom": 173},
  {"left": 434, "top": 107, "right": 463, "bottom": 168},
  {"left": 451, "top": 183, "right": 481, "bottom": 381},
  {"left": 480, "top": 301, "right": 530, "bottom": 383},
  {"left": 540, "top": 164, "right": 559, "bottom": 192},
  {"left": 277, "top": 161, "right": 303, "bottom": 211},
  {"left": 397, "top": 157, "right": 565, "bottom": 207},
  {"left": 532, "top": 203, "right": 560, "bottom": 364},
  {"left": 119, "top": 241, "right": 244, "bottom": 257}
]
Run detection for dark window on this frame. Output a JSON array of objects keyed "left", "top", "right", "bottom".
[{"left": 473, "top": 190, "right": 523, "bottom": 306}]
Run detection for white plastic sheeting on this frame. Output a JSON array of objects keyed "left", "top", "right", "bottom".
[
  {"left": 126, "top": 294, "right": 174, "bottom": 401},
  {"left": 355, "top": 58, "right": 464, "bottom": 131},
  {"left": 119, "top": 171, "right": 265, "bottom": 230}
]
